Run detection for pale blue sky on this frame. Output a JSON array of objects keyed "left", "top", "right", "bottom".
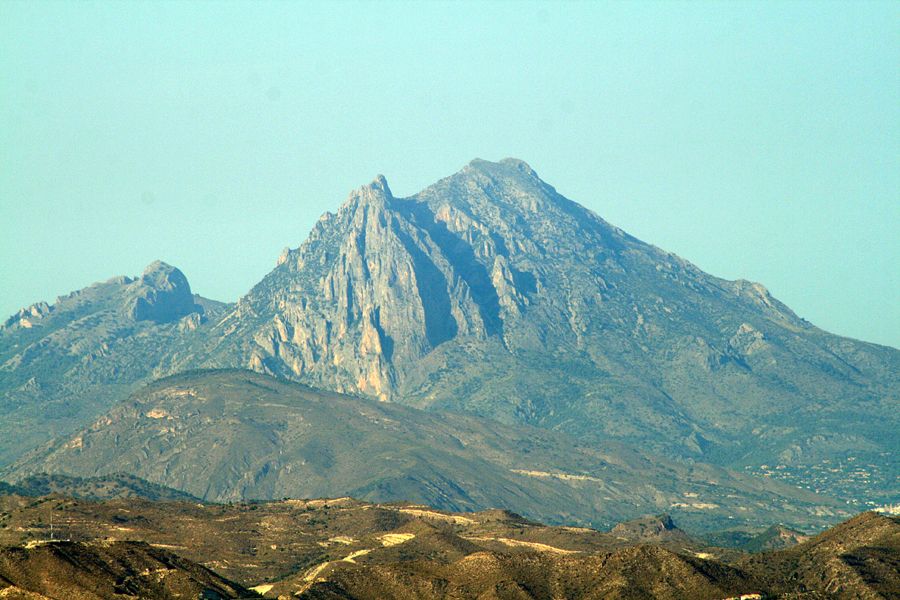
[{"left": 1, "top": 1, "right": 897, "bottom": 347}]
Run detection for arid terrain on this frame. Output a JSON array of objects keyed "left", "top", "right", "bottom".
[
  {"left": 0, "top": 483, "right": 897, "bottom": 599},
  {"left": 4, "top": 1, "right": 897, "bottom": 596}
]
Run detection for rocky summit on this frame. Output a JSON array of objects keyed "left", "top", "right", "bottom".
[
  {"left": 126, "top": 260, "right": 203, "bottom": 324},
  {"left": 0, "top": 261, "right": 227, "bottom": 464},
  {"left": 1, "top": 158, "right": 897, "bottom": 519},
  {"left": 198, "top": 158, "right": 898, "bottom": 477}
]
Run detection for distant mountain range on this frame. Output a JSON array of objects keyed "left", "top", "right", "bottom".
[{"left": 1, "top": 158, "right": 897, "bottom": 524}]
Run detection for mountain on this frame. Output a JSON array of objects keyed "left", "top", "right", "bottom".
[
  {"left": 1, "top": 370, "right": 842, "bottom": 532},
  {"left": 195, "top": 158, "right": 898, "bottom": 482},
  {"left": 0, "top": 261, "right": 229, "bottom": 465},
  {"left": 0, "top": 490, "right": 895, "bottom": 600},
  {"left": 1, "top": 158, "right": 897, "bottom": 507},
  {"left": 702, "top": 523, "right": 811, "bottom": 552},
  {"left": 292, "top": 511, "right": 900, "bottom": 600}
]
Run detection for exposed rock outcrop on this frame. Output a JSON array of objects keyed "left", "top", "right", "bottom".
[
  {"left": 199, "top": 158, "right": 898, "bottom": 475},
  {"left": 1, "top": 159, "right": 897, "bottom": 512},
  {"left": 125, "top": 261, "right": 202, "bottom": 323}
]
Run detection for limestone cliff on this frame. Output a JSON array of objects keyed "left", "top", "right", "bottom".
[
  {"left": 199, "top": 159, "right": 898, "bottom": 474},
  {"left": 2, "top": 159, "right": 897, "bottom": 506}
]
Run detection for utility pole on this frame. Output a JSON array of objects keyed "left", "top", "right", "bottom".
[{"left": 49, "top": 510, "right": 54, "bottom": 541}]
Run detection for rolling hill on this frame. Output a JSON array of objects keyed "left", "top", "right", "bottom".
[
  {"left": 0, "top": 490, "right": 895, "bottom": 599},
  {"left": 1, "top": 370, "right": 844, "bottom": 532}
]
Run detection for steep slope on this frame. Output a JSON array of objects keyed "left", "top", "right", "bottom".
[
  {"left": 1, "top": 370, "right": 843, "bottom": 532},
  {"left": 0, "top": 261, "right": 228, "bottom": 465},
  {"left": 195, "top": 158, "right": 898, "bottom": 485}
]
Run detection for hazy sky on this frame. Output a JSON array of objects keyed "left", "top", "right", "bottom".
[{"left": 1, "top": 1, "right": 897, "bottom": 347}]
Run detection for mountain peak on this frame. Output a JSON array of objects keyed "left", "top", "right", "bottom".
[
  {"left": 142, "top": 259, "right": 174, "bottom": 274},
  {"left": 499, "top": 156, "right": 536, "bottom": 171},
  {"left": 465, "top": 156, "right": 539, "bottom": 179},
  {"left": 128, "top": 261, "right": 200, "bottom": 323},
  {"left": 338, "top": 174, "right": 394, "bottom": 214},
  {"left": 370, "top": 173, "right": 391, "bottom": 195},
  {"left": 5, "top": 159, "right": 895, "bottom": 513},
  {"left": 138, "top": 261, "right": 189, "bottom": 293}
]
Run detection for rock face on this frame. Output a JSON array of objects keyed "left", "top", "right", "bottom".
[
  {"left": 610, "top": 514, "right": 693, "bottom": 545},
  {"left": 0, "top": 158, "right": 897, "bottom": 510},
  {"left": 2, "top": 301, "right": 52, "bottom": 330},
  {"left": 125, "top": 261, "right": 201, "bottom": 323},
  {"left": 0, "top": 262, "right": 226, "bottom": 465},
  {"left": 201, "top": 158, "right": 899, "bottom": 472}
]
